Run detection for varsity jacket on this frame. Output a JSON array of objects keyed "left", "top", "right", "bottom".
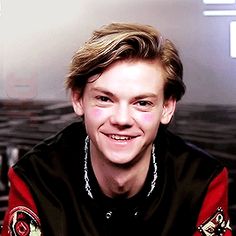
[{"left": 2, "top": 122, "right": 232, "bottom": 236}]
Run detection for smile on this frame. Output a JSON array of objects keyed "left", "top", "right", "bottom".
[{"left": 109, "top": 135, "right": 132, "bottom": 140}]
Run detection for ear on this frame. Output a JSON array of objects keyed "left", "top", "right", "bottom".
[
  {"left": 71, "top": 90, "right": 84, "bottom": 116},
  {"left": 160, "top": 97, "right": 176, "bottom": 125}
]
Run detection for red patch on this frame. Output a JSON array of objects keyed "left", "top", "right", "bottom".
[
  {"left": 197, "top": 207, "right": 231, "bottom": 236},
  {"left": 9, "top": 206, "right": 41, "bottom": 236}
]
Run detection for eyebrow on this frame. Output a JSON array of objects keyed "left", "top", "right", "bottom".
[
  {"left": 90, "top": 87, "right": 158, "bottom": 99},
  {"left": 134, "top": 94, "right": 158, "bottom": 100},
  {"left": 90, "top": 87, "right": 114, "bottom": 97}
]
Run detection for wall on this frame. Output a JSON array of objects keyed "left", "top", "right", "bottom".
[{"left": 0, "top": 0, "right": 235, "bottom": 104}]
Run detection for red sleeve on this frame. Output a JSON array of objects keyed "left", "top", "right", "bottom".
[
  {"left": 193, "top": 167, "right": 232, "bottom": 236},
  {"left": 1, "top": 168, "right": 42, "bottom": 235}
]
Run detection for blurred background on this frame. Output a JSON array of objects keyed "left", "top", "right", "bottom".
[
  {"left": 0, "top": 0, "right": 235, "bottom": 234},
  {"left": 0, "top": 0, "right": 236, "bottom": 103}
]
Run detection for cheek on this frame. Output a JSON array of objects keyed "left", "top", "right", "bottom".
[
  {"left": 141, "top": 113, "right": 155, "bottom": 123},
  {"left": 90, "top": 107, "right": 105, "bottom": 119},
  {"left": 138, "top": 112, "right": 162, "bottom": 129},
  {"left": 85, "top": 108, "right": 106, "bottom": 133},
  {"left": 139, "top": 113, "right": 161, "bottom": 137}
]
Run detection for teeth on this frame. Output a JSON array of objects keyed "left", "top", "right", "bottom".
[{"left": 110, "top": 135, "right": 131, "bottom": 140}]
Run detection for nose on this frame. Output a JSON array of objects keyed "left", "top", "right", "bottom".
[{"left": 110, "top": 103, "right": 134, "bottom": 127}]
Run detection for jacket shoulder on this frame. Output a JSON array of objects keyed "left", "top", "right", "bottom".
[
  {"left": 158, "top": 127, "right": 224, "bottom": 177},
  {"left": 13, "top": 121, "right": 86, "bottom": 174}
]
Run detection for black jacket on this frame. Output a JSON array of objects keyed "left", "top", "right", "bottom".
[{"left": 13, "top": 122, "right": 223, "bottom": 236}]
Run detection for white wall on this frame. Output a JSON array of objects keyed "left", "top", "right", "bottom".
[{"left": 0, "top": 0, "right": 236, "bottom": 104}]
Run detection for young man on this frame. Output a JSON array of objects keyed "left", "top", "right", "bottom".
[{"left": 2, "top": 22, "right": 232, "bottom": 235}]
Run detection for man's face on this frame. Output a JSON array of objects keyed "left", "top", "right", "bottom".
[{"left": 72, "top": 60, "right": 176, "bottom": 165}]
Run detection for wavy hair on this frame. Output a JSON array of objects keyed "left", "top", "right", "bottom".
[{"left": 65, "top": 22, "right": 185, "bottom": 101}]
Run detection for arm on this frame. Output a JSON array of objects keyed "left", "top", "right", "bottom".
[
  {"left": 193, "top": 167, "right": 232, "bottom": 236},
  {"left": 1, "top": 168, "right": 42, "bottom": 235}
]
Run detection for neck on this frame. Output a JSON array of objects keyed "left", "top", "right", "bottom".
[{"left": 90, "top": 146, "right": 152, "bottom": 199}]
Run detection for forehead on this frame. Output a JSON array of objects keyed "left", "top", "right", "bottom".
[{"left": 87, "top": 60, "right": 165, "bottom": 95}]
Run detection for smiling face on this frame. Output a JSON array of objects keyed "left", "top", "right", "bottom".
[{"left": 72, "top": 60, "right": 176, "bottom": 166}]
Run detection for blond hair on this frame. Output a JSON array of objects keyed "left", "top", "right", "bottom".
[{"left": 65, "top": 22, "right": 185, "bottom": 101}]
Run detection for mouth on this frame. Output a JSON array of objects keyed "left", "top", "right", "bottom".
[{"left": 109, "top": 134, "right": 133, "bottom": 141}]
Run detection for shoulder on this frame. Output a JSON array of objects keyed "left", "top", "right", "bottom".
[
  {"left": 13, "top": 121, "right": 86, "bottom": 173},
  {"left": 156, "top": 126, "right": 224, "bottom": 178}
]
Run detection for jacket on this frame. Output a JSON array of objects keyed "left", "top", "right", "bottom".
[{"left": 2, "top": 122, "right": 232, "bottom": 235}]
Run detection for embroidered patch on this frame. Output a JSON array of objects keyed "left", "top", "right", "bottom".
[
  {"left": 9, "top": 206, "right": 41, "bottom": 236},
  {"left": 197, "top": 207, "right": 231, "bottom": 236}
]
